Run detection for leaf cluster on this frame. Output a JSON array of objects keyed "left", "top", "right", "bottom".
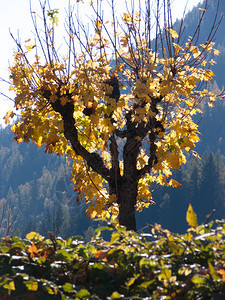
[{"left": 1, "top": 215, "right": 225, "bottom": 299}]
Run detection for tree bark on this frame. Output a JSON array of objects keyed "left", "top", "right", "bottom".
[
  {"left": 118, "top": 181, "right": 138, "bottom": 231},
  {"left": 117, "top": 122, "right": 141, "bottom": 231},
  {"left": 51, "top": 100, "right": 110, "bottom": 182}
]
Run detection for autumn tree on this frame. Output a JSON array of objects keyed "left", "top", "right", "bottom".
[{"left": 5, "top": 0, "right": 223, "bottom": 230}]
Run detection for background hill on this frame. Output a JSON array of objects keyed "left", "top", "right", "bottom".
[{"left": 1, "top": 0, "right": 225, "bottom": 237}]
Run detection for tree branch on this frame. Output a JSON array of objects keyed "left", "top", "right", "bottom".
[{"left": 51, "top": 99, "right": 110, "bottom": 182}]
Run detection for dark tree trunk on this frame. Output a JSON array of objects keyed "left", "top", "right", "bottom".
[
  {"left": 118, "top": 181, "right": 138, "bottom": 231},
  {"left": 117, "top": 128, "right": 141, "bottom": 231}
]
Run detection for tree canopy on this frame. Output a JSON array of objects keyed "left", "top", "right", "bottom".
[{"left": 4, "top": 0, "right": 223, "bottom": 230}]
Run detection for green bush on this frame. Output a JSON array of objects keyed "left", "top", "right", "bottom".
[{"left": 0, "top": 206, "right": 225, "bottom": 299}]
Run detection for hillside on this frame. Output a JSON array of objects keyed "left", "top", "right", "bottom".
[{"left": 0, "top": 127, "right": 94, "bottom": 239}]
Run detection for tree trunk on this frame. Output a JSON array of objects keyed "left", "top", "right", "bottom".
[
  {"left": 117, "top": 181, "right": 138, "bottom": 231},
  {"left": 51, "top": 100, "right": 140, "bottom": 231}
]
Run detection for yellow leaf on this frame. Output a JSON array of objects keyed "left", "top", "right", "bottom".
[
  {"left": 25, "top": 280, "right": 38, "bottom": 291},
  {"left": 26, "top": 232, "right": 38, "bottom": 240},
  {"left": 217, "top": 269, "right": 225, "bottom": 282},
  {"left": 123, "top": 13, "right": 132, "bottom": 23},
  {"left": 186, "top": 203, "right": 198, "bottom": 228},
  {"left": 25, "top": 44, "right": 36, "bottom": 52},
  {"left": 169, "top": 179, "right": 182, "bottom": 188},
  {"left": 3, "top": 281, "right": 15, "bottom": 292},
  {"left": 214, "top": 49, "right": 220, "bottom": 56},
  {"left": 126, "top": 277, "right": 136, "bottom": 287},
  {"left": 28, "top": 242, "right": 39, "bottom": 258},
  {"left": 3, "top": 110, "right": 15, "bottom": 125},
  {"left": 39, "top": 136, "right": 43, "bottom": 147},
  {"left": 208, "top": 101, "right": 214, "bottom": 107},
  {"left": 95, "top": 20, "right": 102, "bottom": 28},
  {"left": 173, "top": 43, "right": 183, "bottom": 55},
  {"left": 168, "top": 29, "right": 179, "bottom": 39},
  {"left": 16, "top": 137, "right": 23, "bottom": 144}
]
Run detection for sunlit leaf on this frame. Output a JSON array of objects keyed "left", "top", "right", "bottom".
[
  {"left": 217, "top": 269, "right": 225, "bottom": 282},
  {"left": 186, "top": 203, "right": 198, "bottom": 228},
  {"left": 111, "top": 291, "right": 123, "bottom": 299},
  {"left": 3, "top": 281, "right": 15, "bottom": 293},
  {"left": 168, "top": 28, "right": 179, "bottom": 39},
  {"left": 75, "top": 288, "right": 90, "bottom": 298},
  {"left": 208, "top": 262, "right": 221, "bottom": 280},
  {"left": 25, "top": 279, "right": 38, "bottom": 291},
  {"left": 63, "top": 282, "right": 74, "bottom": 293},
  {"left": 28, "top": 242, "right": 39, "bottom": 258},
  {"left": 126, "top": 277, "right": 136, "bottom": 287},
  {"left": 191, "top": 274, "right": 206, "bottom": 285}
]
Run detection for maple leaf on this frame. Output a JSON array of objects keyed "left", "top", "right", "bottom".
[
  {"left": 28, "top": 242, "right": 39, "bottom": 258},
  {"left": 169, "top": 179, "right": 182, "bottom": 188},
  {"left": 25, "top": 44, "right": 36, "bottom": 52},
  {"left": 214, "top": 49, "right": 220, "bottom": 56},
  {"left": 217, "top": 269, "right": 225, "bottom": 282},
  {"left": 168, "top": 29, "right": 179, "bottom": 39}
]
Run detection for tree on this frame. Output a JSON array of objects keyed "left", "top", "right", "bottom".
[{"left": 4, "top": 0, "right": 223, "bottom": 230}]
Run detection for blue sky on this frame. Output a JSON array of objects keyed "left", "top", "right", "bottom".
[{"left": 0, "top": 0, "right": 202, "bottom": 124}]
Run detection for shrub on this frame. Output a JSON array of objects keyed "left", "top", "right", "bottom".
[{"left": 0, "top": 208, "right": 225, "bottom": 299}]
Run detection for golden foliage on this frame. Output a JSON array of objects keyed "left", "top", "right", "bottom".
[{"left": 6, "top": 2, "right": 220, "bottom": 221}]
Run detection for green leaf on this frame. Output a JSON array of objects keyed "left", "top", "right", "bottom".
[
  {"left": 87, "top": 244, "right": 97, "bottom": 255},
  {"left": 208, "top": 261, "right": 221, "bottom": 280},
  {"left": 158, "top": 268, "right": 172, "bottom": 281},
  {"left": 111, "top": 232, "right": 120, "bottom": 243},
  {"left": 0, "top": 246, "right": 9, "bottom": 253},
  {"left": 178, "top": 266, "right": 192, "bottom": 276},
  {"left": 75, "top": 289, "right": 90, "bottom": 299},
  {"left": 63, "top": 282, "right": 74, "bottom": 293},
  {"left": 191, "top": 275, "right": 206, "bottom": 285},
  {"left": 11, "top": 241, "right": 26, "bottom": 250},
  {"left": 116, "top": 225, "right": 127, "bottom": 232},
  {"left": 126, "top": 277, "right": 136, "bottom": 287},
  {"left": 111, "top": 291, "right": 123, "bottom": 299},
  {"left": 139, "top": 280, "right": 154, "bottom": 289},
  {"left": 47, "top": 9, "right": 59, "bottom": 26},
  {"left": 186, "top": 203, "right": 198, "bottom": 228},
  {"left": 139, "top": 257, "right": 148, "bottom": 268},
  {"left": 37, "top": 257, "right": 46, "bottom": 264}
]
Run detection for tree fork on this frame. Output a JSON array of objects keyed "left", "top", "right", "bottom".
[{"left": 50, "top": 99, "right": 110, "bottom": 182}]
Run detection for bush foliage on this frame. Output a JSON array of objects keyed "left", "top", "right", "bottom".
[{"left": 0, "top": 206, "right": 225, "bottom": 299}]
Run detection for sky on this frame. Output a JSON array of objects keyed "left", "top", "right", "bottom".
[{"left": 0, "top": 0, "right": 203, "bottom": 124}]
